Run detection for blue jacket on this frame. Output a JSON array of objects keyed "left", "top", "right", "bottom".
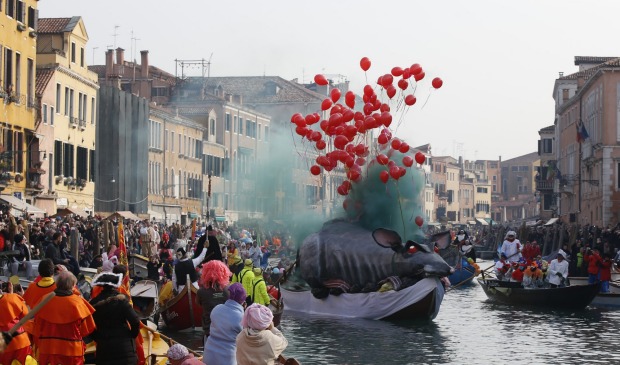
[{"left": 203, "top": 300, "right": 244, "bottom": 365}]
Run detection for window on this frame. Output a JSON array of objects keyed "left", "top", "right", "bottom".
[
  {"left": 239, "top": 117, "right": 243, "bottom": 135},
  {"left": 164, "top": 129, "right": 168, "bottom": 150},
  {"left": 82, "top": 94, "right": 87, "bottom": 122},
  {"left": 542, "top": 138, "right": 552, "bottom": 154},
  {"left": 76, "top": 147, "right": 87, "bottom": 180},
  {"left": 89, "top": 150, "right": 95, "bottom": 182},
  {"left": 42, "top": 104, "right": 47, "bottom": 124},
  {"left": 6, "top": 0, "right": 14, "bottom": 17},
  {"left": 54, "top": 140, "right": 63, "bottom": 176},
  {"left": 14, "top": 52, "right": 20, "bottom": 99},
  {"left": 562, "top": 89, "right": 569, "bottom": 102},
  {"left": 56, "top": 83, "right": 61, "bottom": 110},
  {"left": 476, "top": 187, "right": 488, "bottom": 193},
  {"left": 26, "top": 58, "right": 33, "bottom": 104},
  {"left": 27, "top": 6, "right": 37, "bottom": 29},
  {"left": 69, "top": 89, "right": 74, "bottom": 118},
  {"left": 71, "top": 42, "right": 76, "bottom": 63},
  {"left": 15, "top": 0, "right": 24, "bottom": 22},
  {"left": 91, "top": 97, "right": 95, "bottom": 124},
  {"left": 78, "top": 92, "right": 83, "bottom": 121},
  {"left": 63, "top": 143, "right": 74, "bottom": 177},
  {"left": 511, "top": 166, "right": 518, "bottom": 172},
  {"left": 258, "top": 124, "right": 262, "bottom": 140},
  {"left": 264, "top": 126, "right": 269, "bottom": 142},
  {"left": 225, "top": 113, "right": 231, "bottom": 131},
  {"left": 492, "top": 175, "right": 496, "bottom": 181},
  {"left": 233, "top": 116, "right": 237, "bottom": 133},
  {"left": 210, "top": 119, "right": 215, "bottom": 136},
  {"left": 50, "top": 107, "right": 54, "bottom": 125},
  {"left": 171, "top": 132, "right": 175, "bottom": 152},
  {"left": 80, "top": 47, "right": 84, "bottom": 67},
  {"left": 64, "top": 87, "right": 69, "bottom": 115}
]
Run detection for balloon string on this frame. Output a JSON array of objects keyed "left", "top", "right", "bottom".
[
  {"left": 421, "top": 88, "right": 432, "bottom": 109},
  {"left": 395, "top": 180, "right": 406, "bottom": 239}
]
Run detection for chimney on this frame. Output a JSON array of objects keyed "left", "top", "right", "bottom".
[
  {"left": 116, "top": 47, "right": 125, "bottom": 65},
  {"left": 233, "top": 94, "right": 242, "bottom": 104},
  {"left": 105, "top": 49, "right": 114, "bottom": 77},
  {"left": 141, "top": 50, "right": 149, "bottom": 79}
]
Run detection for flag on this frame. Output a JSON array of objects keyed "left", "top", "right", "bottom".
[
  {"left": 576, "top": 120, "right": 589, "bottom": 143},
  {"left": 118, "top": 219, "right": 146, "bottom": 365},
  {"left": 117, "top": 220, "right": 130, "bottom": 295}
]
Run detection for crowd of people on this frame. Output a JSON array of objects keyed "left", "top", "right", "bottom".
[{"left": 0, "top": 210, "right": 297, "bottom": 365}]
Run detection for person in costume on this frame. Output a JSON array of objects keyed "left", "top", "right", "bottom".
[
  {"left": 231, "top": 259, "right": 255, "bottom": 298},
  {"left": 203, "top": 283, "right": 246, "bottom": 365},
  {"left": 0, "top": 282, "right": 35, "bottom": 365},
  {"left": 236, "top": 303, "right": 288, "bottom": 365},
  {"left": 194, "top": 225, "right": 223, "bottom": 265},
  {"left": 196, "top": 260, "right": 230, "bottom": 340},
  {"left": 494, "top": 253, "right": 511, "bottom": 281},
  {"left": 585, "top": 247, "right": 602, "bottom": 284},
  {"left": 9, "top": 233, "right": 34, "bottom": 281},
  {"left": 226, "top": 242, "right": 239, "bottom": 270},
  {"left": 548, "top": 249, "right": 569, "bottom": 288},
  {"left": 522, "top": 262, "right": 544, "bottom": 288},
  {"left": 172, "top": 241, "right": 208, "bottom": 293},
  {"left": 511, "top": 262, "right": 526, "bottom": 282},
  {"left": 31, "top": 271, "right": 96, "bottom": 365},
  {"left": 89, "top": 272, "right": 141, "bottom": 365},
  {"left": 599, "top": 253, "right": 613, "bottom": 293},
  {"left": 23, "top": 259, "right": 56, "bottom": 308},
  {"left": 500, "top": 231, "right": 522, "bottom": 263}
]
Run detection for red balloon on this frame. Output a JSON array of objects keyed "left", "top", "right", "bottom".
[
  {"left": 404, "top": 95, "right": 417, "bottom": 106},
  {"left": 415, "top": 216, "right": 424, "bottom": 227},
  {"left": 378, "top": 134, "right": 389, "bottom": 144},
  {"left": 415, "top": 152, "right": 426, "bottom": 164},
  {"left": 399, "top": 167, "right": 406, "bottom": 177},
  {"left": 360, "top": 57, "right": 371, "bottom": 71},
  {"left": 347, "top": 169, "right": 361, "bottom": 182},
  {"left": 432, "top": 77, "right": 443, "bottom": 89},
  {"left": 295, "top": 126, "right": 308, "bottom": 136},
  {"left": 319, "top": 120, "right": 329, "bottom": 132},
  {"left": 321, "top": 98, "right": 333, "bottom": 111},
  {"left": 314, "top": 74, "right": 328, "bottom": 86},
  {"left": 316, "top": 139, "right": 327, "bottom": 150},
  {"left": 354, "top": 143, "right": 366, "bottom": 156},
  {"left": 381, "top": 74, "right": 394, "bottom": 87},
  {"left": 377, "top": 154, "right": 389, "bottom": 165},
  {"left": 331, "top": 88, "right": 342, "bottom": 103},
  {"left": 310, "top": 165, "right": 321, "bottom": 175},
  {"left": 391, "top": 139, "right": 402, "bottom": 150},
  {"left": 399, "top": 143, "right": 410, "bottom": 153},
  {"left": 410, "top": 64, "right": 422, "bottom": 75},
  {"left": 403, "top": 156, "right": 413, "bottom": 167},
  {"left": 381, "top": 112, "right": 392, "bottom": 127},
  {"left": 402, "top": 68, "right": 411, "bottom": 80},
  {"left": 345, "top": 91, "right": 356, "bottom": 108},
  {"left": 398, "top": 79, "right": 409, "bottom": 90},
  {"left": 391, "top": 67, "right": 404, "bottom": 77},
  {"left": 386, "top": 85, "right": 397, "bottom": 99},
  {"left": 334, "top": 135, "right": 348, "bottom": 150},
  {"left": 389, "top": 166, "right": 401, "bottom": 180},
  {"left": 363, "top": 85, "right": 374, "bottom": 96},
  {"left": 291, "top": 113, "right": 304, "bottom": 124},
  {"left": 355, "top": 157, "right": 366, "bottom": 166},
  {"left": 379, "top": 170, "right": 389, "bottom": 184},
  {"left": 414, "top": 72, "right": 426, "bottom": 82},
  {"left": 380, "top": 103, "right": 390, "bottom": 112},
  {"left": 305, "top": 114, "right": 316, "bottom": 125},
  {"left": 337, "top": 185, "right": 349, "bottom": 196}
]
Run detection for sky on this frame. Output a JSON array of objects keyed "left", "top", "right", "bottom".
[{"left": 38, "top": 0, "right": 620, "bottom": 161}]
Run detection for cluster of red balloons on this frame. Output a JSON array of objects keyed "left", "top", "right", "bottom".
[{"left": 294, "top": 57, "right": 442, "bottom": 197}]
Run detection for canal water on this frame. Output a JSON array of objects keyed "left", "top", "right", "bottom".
[{"left": 163, "top": 260, "right": 620, "bottom": 365}]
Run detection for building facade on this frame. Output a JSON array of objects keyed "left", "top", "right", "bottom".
[
  {"left": 35, "top": 17, "right": 98, "bottom": 214},
  {"left": 0, "top": 0, "right": 39, "bottom": 202}
]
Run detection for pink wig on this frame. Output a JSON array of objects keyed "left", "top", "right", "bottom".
[{"left": 200, "top": 260, "right": 231, "bottom": 289}]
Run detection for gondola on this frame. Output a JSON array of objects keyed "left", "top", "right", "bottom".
[
  {"left": 477, "top": 278, "right": 600, "bottom": 309},
  {"left": 159, "top": 281, "right": 283, "bottom": 331},
  {"left": 281, "top": 277, "right": 444, "bottom": 321}
]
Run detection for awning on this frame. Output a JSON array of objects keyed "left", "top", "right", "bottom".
[
  {"left": 188, "top": 212, "right": 198, "bottom": 219},
  {"left": 106, "top": 211, "right": 143, "bottom": 221},
  {"left": 215, "top": 215, "right": 226, "bottom": 222},
  {"left": 475, "top": 218, "right": 489, "bottom": 226},
  {"left": 467, "top": 221, "right": 477, "bottom": 225},
  {"left": 0, "top": 194, "right": 46, "bottom": 218},
  {"left": 54, "top": 207, "right": 89, "bottom": 218},
  {"left": 427, "top": 222, "right": 441, "bottom": 227},
  {"left": 544, "top": 217, "right": 559, "bottom": 226}
]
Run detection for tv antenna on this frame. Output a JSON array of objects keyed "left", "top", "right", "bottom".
[
  {"left": 175, "top": 53, "right": 213, "bottom": 79},
  {"left": 112, "top": 25, "right": 120, "bottom": 49}
]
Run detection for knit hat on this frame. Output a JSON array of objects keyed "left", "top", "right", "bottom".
[
  {"left": 242, "top": 303, "right": 273, "bottom": 330},
  {"left": 167, "top": 344, "right": 189, "bottom": 361},
  {"left": 227, "top": 283, "right": 247, "bottom": 305}
]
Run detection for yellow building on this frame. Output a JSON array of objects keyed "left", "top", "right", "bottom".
[
  {"left": 148, "top": 106, "right": 206, "bottom": 224},
  {"left": 34, "top": 17, "right": 98, "bottom": 214},
  {"left": 0, "top": 0, "right": 39, "bottom": 202}
]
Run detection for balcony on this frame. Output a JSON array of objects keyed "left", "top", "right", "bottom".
[{"left": 535, "top": 179, "right": 553, "bottom": 191}]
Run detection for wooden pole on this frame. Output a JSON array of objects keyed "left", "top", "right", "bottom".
[
  {"left": 9, "top": 292, "right": 55, "bottom": 335},
  {"left": 186, "top": 275, "right": 196, "bottom": 330}
]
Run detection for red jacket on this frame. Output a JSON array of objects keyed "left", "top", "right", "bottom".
[
  {"left": 585, "top": 252, "right": 602, "bottom": 275},
  {"left": 512, "top": 269, "right": 524, "bottom": 282},
  {"left": 600, "top": 259, "right": 612, "bottom": 281}
]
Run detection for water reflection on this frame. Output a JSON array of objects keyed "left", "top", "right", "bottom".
[{"left": 163, "top": 278, "right": 620, "bottom": 364}]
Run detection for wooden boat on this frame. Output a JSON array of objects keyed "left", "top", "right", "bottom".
[
  {"left": 448, "top": 266, "right": 476, "bottom": 287},
  {"left": 131, "top": 280, "right": 159, "bottom": 319},
  {"left": 590, "top": 292, "right": 620, "bottom": 308},
  {"left": 281, "top": 277, "right": 444, "bottom": 320},
  {"left": 477, "top": 278, "right": 600, "bottom": 309},
  {"left": 85, "top": 321, "right": 169, "bottom": 365},
  {"left": 568, "top": 277, "right": 620, "bottom": 293},
  {"left": 160, "top": 281, "right": 283, "bottom": 331}
]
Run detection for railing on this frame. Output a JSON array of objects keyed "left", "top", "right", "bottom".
[{"left": 535, "top": 179, "right": 554, "bottom": 190}]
